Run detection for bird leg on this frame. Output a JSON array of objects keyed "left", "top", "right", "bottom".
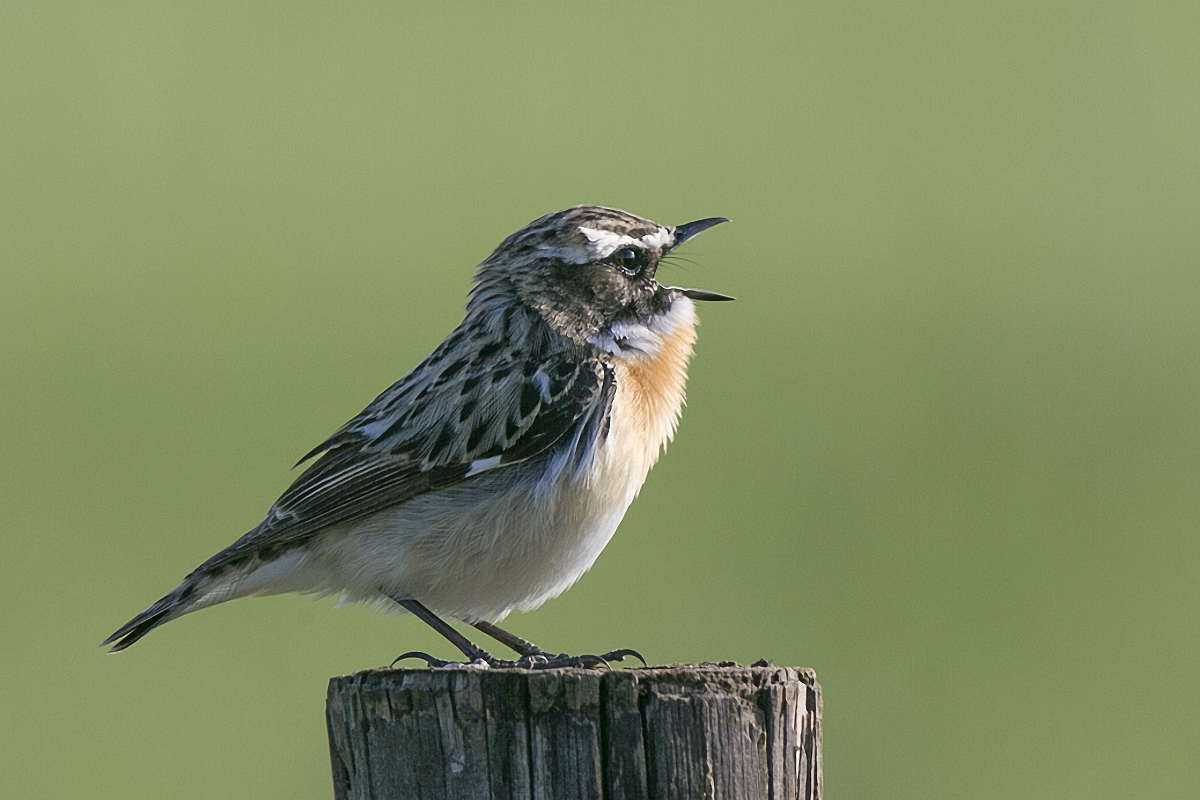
[
  {"left": 470, "top": 619, "right": 546, "bottom": 658},
  {"left": 388, "top": 595, "right": 494, "bottom": 665},
  {"left": 386, "top": 593, "right": 647, "bottom": 669}
]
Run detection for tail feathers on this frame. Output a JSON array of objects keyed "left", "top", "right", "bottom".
[{"left": 103, "top": 583, "right": 199, "bottom": 653}]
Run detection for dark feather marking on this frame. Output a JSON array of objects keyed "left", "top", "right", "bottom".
[
  {"left": 435, "top": 359, "right": 469, "bottom": 384},
  {"left": 460, "top": 374, "right": 483, "bottom": 395},
  {"left": 466, "top": 424, "right": 488, "bottom": 453},
  {"left": 378, "top": 404, "right": 422, "bottom": 442},
  {"left": 458, "top": 397, "right": 477, "bottom": 423},
  {"left": 428, "top": 423, "right": 456, "bottom": 462},
  {"left": 545, "top": 362, "right": 576, "bottom": 401},
  {"left": 476, "top": 341, "right": 503, "bottom": 361},
  {"left": 519, "top": 382, "right": 540, "bottom": 419},
  {"left": 502, "top": 363, "right": 615, "bottom": 466},
  {"left": 553, "top": 360, "right": 576, "bottom": 381}
]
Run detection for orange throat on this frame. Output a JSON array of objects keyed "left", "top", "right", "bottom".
[{"left": 606, "top": 298, "right": 699, "bottom": 475}]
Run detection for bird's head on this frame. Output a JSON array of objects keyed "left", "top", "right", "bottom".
[{"left": 471, "top": 205, "right": 731, "bottom": 352}]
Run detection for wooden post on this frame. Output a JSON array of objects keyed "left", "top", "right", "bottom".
[{"left": 326, "top": 662, "right": 820, "bottom": 800}]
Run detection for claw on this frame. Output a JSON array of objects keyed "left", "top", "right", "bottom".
[
  {"left": 391, "top": 650, "right": 452, "bottom": 668},
  {"left": 598, "top": 648, "right": 646, "bottom": 666}
]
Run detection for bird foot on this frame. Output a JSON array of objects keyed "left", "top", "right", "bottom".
[
  {"left": 511, "top": 646, "right": 646, "bottom": 669},
  {"left": 391, "top": 647, "right": 646, "bottom": 670},
  {"left": 390, "top": 651, "right": 491, "bottom": 669}
]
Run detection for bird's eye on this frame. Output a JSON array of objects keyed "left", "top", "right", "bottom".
[{"left": 611, "top": 248, "right": 644, "bottom": 275}]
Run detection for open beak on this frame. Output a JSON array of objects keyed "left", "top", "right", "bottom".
[
  {"left": 670, "top": 217, "right": 731, "bottom": 250},
  {"left": 677, "top": 287, "right": 736, "bottom": 301},
  {"left": 668, "top": 217, "right": 735, "bottom": 301}
]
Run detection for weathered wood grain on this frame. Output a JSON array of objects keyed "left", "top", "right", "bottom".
[{"left": 327, "top": 663, "right": 820, "bottom": 800}]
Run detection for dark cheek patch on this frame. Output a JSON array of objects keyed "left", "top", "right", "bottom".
[{"left": 587, "top": 268, "right": 632, "bottom": 316}]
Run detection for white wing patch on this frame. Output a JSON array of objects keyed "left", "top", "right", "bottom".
[{"left": 465, "top": 455, "right": 503, "bottom": 477}]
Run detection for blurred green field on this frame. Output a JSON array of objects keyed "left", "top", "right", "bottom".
[{"left": 4, "top": 2, "right": 1199, "bottom": 798}]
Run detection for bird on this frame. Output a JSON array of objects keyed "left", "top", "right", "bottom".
[{"left": 103, "top": 205, "right": 731, "bottom": 668}]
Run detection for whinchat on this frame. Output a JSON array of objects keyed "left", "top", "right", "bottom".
[{"left": 105, "top": 206, "right": 730, "bottom": 667}]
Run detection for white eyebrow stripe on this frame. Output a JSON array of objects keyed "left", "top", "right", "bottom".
[
  {"left": 578, "top": 227, "right": 639, "bottom": 259},
  {"left": 639, "top": 227, "right": 673, "bottom": 251},
  {"left": 578, "top": 226, "right": 674, "bottom": 259}
]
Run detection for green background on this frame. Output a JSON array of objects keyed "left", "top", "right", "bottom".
[{"left": 4, "top": 2, "right": 1199, "bottom": 797}]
